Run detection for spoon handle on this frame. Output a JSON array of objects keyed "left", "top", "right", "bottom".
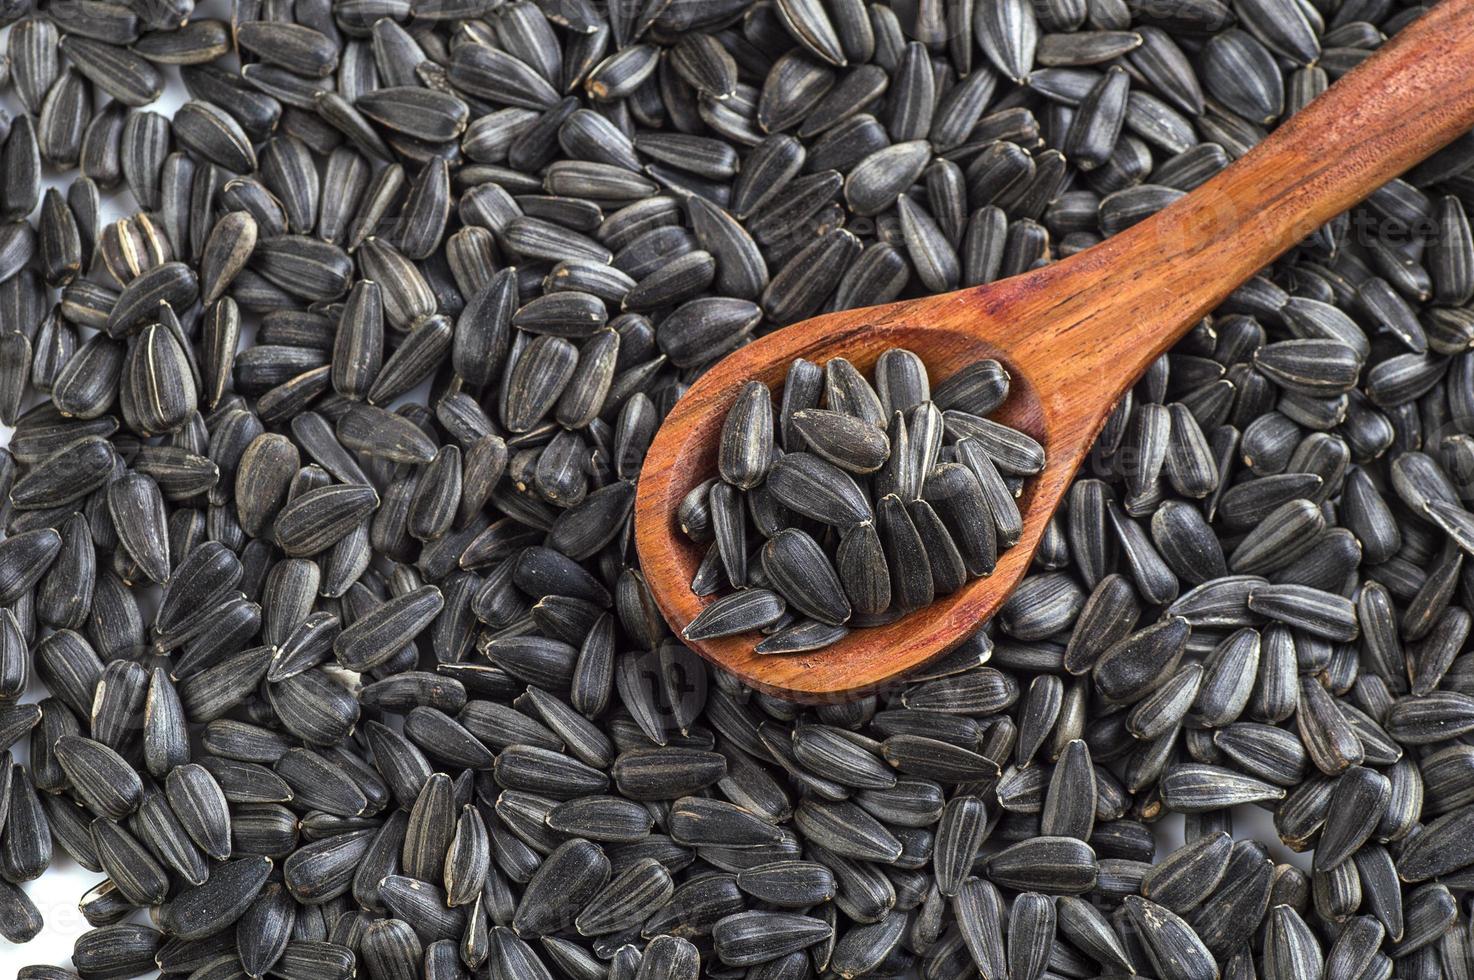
[{"left": 1007, "top": 0, "right": 1474, "bottom": 391}]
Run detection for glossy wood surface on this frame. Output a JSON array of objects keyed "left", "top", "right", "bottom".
[{"left": 634, "top": 0, "right": 1474, "bottom": 701}]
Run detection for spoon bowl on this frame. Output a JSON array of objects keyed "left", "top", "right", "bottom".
[
  {"left": 635, "top": 0, "right": 1474, "bottom": 701},
  {"left": 634, "top": 272, "right": 1096, "bottom": 701}
]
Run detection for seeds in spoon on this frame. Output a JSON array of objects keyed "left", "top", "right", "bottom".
[{"left": 687, "top": 349, "right": 1041, "bottom": 651}]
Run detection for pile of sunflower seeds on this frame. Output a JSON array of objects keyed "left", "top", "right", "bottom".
[
  {"left": 0, "top": 0, "right": 1471, "bottom": 976},
  {"left": 682, "top": 350, "right": 1040, "bottom": 653}
]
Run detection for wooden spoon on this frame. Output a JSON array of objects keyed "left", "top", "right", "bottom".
[{"left": 634, "top": 0, "right": 1474, "bottom": 703}]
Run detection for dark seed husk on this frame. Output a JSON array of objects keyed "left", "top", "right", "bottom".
[
  {"left": 164, "top": 763, "right": 232, "bottom": 861},
  {"left": 762, "top": 529, "right": 850, "bottom": 626},
  {"left": 334, "top": 584, "right": 442, "bottom": 672},
  {"left": 719, "top": 381, "right": 774, "bottom": 490},
  {"left": 766, "top": 452, "right": 871, "bottom": 526},
  {"left": 57, "top": 39, "right": 158, "bottom": 115},
  {"left": 987, "top": 836, "right": 1099, "bottom": 894},
  {"left": 684, "top": 590, "right": 787, "bottom": 641},
  {"left": 162, "top": 855, "right": 273, "bottom": 939},
  {"left": 56, "top": 735, "right": 142, "bottom": 820},
  {"left": 273, "top": 484, "right": 380, "bottom": 557},
  {"left": 1124, "top": 895, "right": 1219, "bottom": 980}
]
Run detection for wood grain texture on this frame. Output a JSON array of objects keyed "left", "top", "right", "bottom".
[{"left": 635, "top": 0, "right": 1474, "bottom": 702}]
